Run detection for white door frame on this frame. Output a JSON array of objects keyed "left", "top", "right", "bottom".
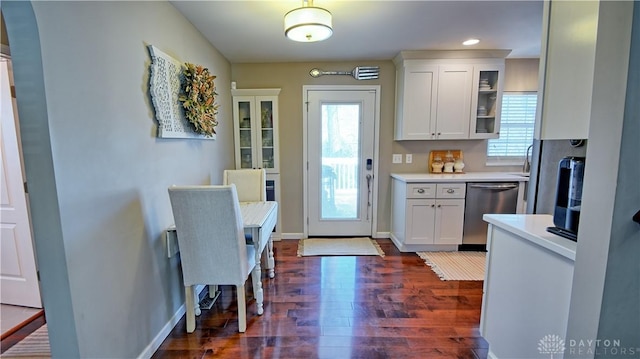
[{"left": 302, "top": 85, "right": 381, "bottom": 238}]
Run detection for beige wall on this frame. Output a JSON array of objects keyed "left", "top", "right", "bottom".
[
  {"left": 4, "top": 1, "right": 233, "bottom": 356},
  {"left": 504, "top": 58, "right": 540, "bottom": 91},
  {"left": 232, "top": 61, "right": 396, "bottom": 235},
  {"left": 232, "top": 57, "right": 538, "bottom": 236}
]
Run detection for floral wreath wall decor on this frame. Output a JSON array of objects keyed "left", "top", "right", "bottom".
[
  {"left": 178, "top": 63, "right": 219, "bottom": 137},
  {"left": 147, "top": 45, "right": 218, "bottom": 139}
]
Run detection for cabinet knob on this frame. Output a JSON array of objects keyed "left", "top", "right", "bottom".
[
  {"left": 437, "top": 132, "right": 441, "bottom": 136},
  {"left": 417, "top": 188, "right": 425, "bottom": 194},
  {"left": 437, "top": 204, "right": 441, "bottom": 208},
  {"left": 431, "top": 204, "right": 435, "bottom": 208},
  {"left": 446, "top": 188, "right": 455, "bottom": 194}
]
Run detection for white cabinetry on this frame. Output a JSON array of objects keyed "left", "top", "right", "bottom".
[
  {"left": 394, "top": 63, "right": 438, "bottom": 140},
  {"left": 470, "top": 65, "right": 504, "bottom": 139},
  {"left": 481, "top": 215, "right": 575, "bottom": 359},
  {"left": 436, "top": 65, "right": 473, "bottom": 139},
  {"left": 393, "top": 51, "right": 507, "bottom": 140},
  {"left": 391, "top": 180, "right": 465, "bottom": 251},
  {"left": 536, "top": 1, "right": 598, "bottom": 140},
  {"left": 231, "top": 89, "right": 280, "bottom": 174}
]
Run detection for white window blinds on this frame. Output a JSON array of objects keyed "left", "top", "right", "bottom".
[{"left": 487, "top": 92, "right": 537, "bottom": 162}]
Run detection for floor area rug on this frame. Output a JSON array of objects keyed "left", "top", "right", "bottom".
[
  {"left": 2, "top": 324, "right": 50, "bottom": 358},
  {"left": 417, "top": 251, "right": 486, "bottom": 281},
  {"left": 297, "top": 237, "right": 385, "bottom": 257}
]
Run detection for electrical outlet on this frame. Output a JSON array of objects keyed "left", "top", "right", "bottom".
[
  {"left": 392, "top": 154, "right": 402, "bottom": 164},
  {"left": 406, "top": 154, "right": 413, "bottom": 164}
]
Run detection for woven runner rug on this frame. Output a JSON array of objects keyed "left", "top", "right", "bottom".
[
  {"left": 297, "top": 237, "right": 385, "bottom": 257},
  {"left": 417, "top": 251, "right": 486, "bottom": 281},
  {"left": 2, "top": 324, "right": 50, "bottom": 358}
]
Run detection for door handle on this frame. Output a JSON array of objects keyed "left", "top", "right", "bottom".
[{"left": 468, "top": 184, "right": 519, "bottom": 190}]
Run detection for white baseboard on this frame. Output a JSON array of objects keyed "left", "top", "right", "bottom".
[
  {"left": 137, "top": 305, "right": 184, "bottom": 359},
  {"left": 281, "top": 233, "right": 389, "bottom": 240},
  {"left": 281, "top": 232, "right": 304, "bottom": 240},
  {"left": 137, "top": 285, "right": 205, "bottom": 359}
]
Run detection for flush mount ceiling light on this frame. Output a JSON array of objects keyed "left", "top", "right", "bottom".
[
  {"left": 463, "top": 38, "right": 480, "bottom": 46},
  {"left": 284, "top": 0, "right": 333, "bottom": 42}
]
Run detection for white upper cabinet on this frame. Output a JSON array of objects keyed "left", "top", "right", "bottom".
[
  {"left": 470, "top": 64, "right": 505, "bottom": 139},
  {"left": 435, "top": 65, "right": 473, "bottom": 139},
  {"left": 232, "top": 89, "right": 281, "bottom": 174},
  {"left": 394, "top": 63, "right": 438, "bottom": 140},
  {"left": 536, "top": 0, "right": 598, "bottom": 140},
  {"left": 393, "top": 51, "right": 508, "bottom": 141}
]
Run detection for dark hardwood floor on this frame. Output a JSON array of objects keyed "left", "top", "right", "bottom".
[
  {"left": 152, "top": 239, "right": 487, "bottom": 359},
  {"left": 0, "top": 312, "right": 46, "bottom": 354}
]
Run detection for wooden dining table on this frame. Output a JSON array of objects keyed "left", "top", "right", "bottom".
[{"left": 166, "top": 201, "right": 278, "bottom": 316}]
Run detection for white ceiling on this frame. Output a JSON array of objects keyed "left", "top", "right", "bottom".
[{"left": 171, "top": 0, "right": 544, "bottom": 63}]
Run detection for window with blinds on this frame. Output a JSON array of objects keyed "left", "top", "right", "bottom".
[{"left": 487, "top": 92, "right": 537, "bottom": 164}]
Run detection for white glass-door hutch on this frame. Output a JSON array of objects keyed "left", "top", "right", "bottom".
[
  {"left": 231, "top": 88, "right": 282, "bottom": 239},
  {"left": 231, "top": 88, "right": 281, "bottom": 174}
]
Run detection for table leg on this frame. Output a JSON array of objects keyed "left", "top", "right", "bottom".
[
  {"left": 267, "top": 237, "right": 275, "bottom": 278},
  {"left": 194, "top": 289, "right": 201, "bottom": 316},
  {"left": 252, "top": 228, "right": 264, "bottom": 315}
]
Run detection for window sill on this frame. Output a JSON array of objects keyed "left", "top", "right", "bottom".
[{"left": 485, "top": 160, "right": 524, "bottom": 167}]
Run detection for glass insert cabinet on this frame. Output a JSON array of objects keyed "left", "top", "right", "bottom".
[
  {"left": 470, "top": 65, "right": 504, "bottom": 139},
  {"left": 231, "top": 89, "right": 281, "bottom": 174}
]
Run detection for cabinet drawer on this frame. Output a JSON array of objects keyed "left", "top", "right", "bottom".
[
  {"left": 436, "top": 183, "right": 466, "bottom": 199},
  {"left": 406, "top": 183, "right": 436, "bottom": 198}
]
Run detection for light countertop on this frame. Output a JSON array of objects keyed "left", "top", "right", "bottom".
[
  {"left": 483, "top": 214, "right": 577, "bottom": 260},
  {"left": 390, "top": 172, "right": 529, "bottom": 183}
]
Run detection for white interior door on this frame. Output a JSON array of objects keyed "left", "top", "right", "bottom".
[
  {"left": 306, "top": 89, "right": 376, "bottom": 236},
  {"left": 0, "top": 59, "right": 42, "bottom": 308}
]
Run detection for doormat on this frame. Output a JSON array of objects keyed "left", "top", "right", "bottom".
[
  {"left": 417, "top": 251, "right": 485, "bottom": 281},
  {"left": 1, "top": 324, "right": 50, "bottom": 358},
  {"left": 297, "top": 237, "right": 385, "bottom": 257}
]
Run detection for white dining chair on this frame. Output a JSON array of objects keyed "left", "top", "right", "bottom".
[
  {"left": 168, "top": 185, "right": 261, "bottom": 333},
  {"left": 223, "top": 169, "right": 266, "bottom": 202}
]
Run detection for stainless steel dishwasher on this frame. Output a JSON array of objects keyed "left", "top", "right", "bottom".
[{"left": 462, "top": 182, "right": 519, "bottom": 248}]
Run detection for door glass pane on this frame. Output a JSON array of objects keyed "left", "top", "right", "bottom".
[
  {"left": 260, "top": 101, "right": 275, "bottom": 169},
  {"left": 238, "top": 101, "right": 253, "bottom": 168},
  {"left": 321, "top": 103, "right": 360, "bottom": 219}
]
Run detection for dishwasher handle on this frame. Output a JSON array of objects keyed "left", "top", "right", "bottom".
[{"left": 468, "top": 183, "right": 519, "bottom": 190}]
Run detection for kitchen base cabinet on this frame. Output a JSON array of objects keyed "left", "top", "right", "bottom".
[
  {"left": 390, "top": 180, "right": 465, "bottom": 252},
  {"left": 480, "top": 215, "right": 575, "bottom": 359}
]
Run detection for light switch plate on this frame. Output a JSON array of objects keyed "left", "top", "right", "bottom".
[
  {"left": 392, "top": 154, "right": 402, "bottom": 164},
  {"left": 406, "top": 154, "right": 413, "bottom": 164}
]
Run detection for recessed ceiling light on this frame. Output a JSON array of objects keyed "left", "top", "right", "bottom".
[{"left": 463, "top": 38, "right": 480, "bottom": 46}]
